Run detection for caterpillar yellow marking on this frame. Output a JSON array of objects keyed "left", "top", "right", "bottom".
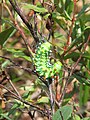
[{"left": 34, "top": 42, "right": 62, "bottom": 79}]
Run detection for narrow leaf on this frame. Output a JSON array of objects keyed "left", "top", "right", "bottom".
[
  {"left": 22, "top": 3, "right": 48, "bottom": 13},
  {"left": 1, "top": 113, "right": 12, "bottom": 120},
  {"left": 64, "top": 52, "right": 90, "bottom": 61},
  {"left": 81, "top": 117, "right": 90, "bottom": 120},
  {"left": 52, "top": 105, "right": 73, "bottom": 120},
  {"left": 37, "top": 96, "right": 49, "bottom": 104},
  {"left": 73, "top": 73, "right": 90, "bottom": 86},
  {"left": 0, "top": 27, "right": 16, "bottom": 47},
  {"left": 64, "top": 52, "right": 80, "bottom": 60},
  {"left": 4, "top": 48, "right": 31, "bottom": 62},
  {"left": 77, "top": 4, "right": 90, "bottom": 18}
]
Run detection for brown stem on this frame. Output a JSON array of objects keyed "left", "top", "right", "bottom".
[
  {"left": 71, "top": 35, "right": 90, "bottom": 75},
  {"left": 0, "top": 55, "right": 48, "bottom": 86},
  {"left": 60, "top": 110, "right": 64, "bottom": 120},
  {"left": 9, "top": 79, "right": 21, "bottom": 98},
  {"left": 63, "top": 0, "right": 76, "bottom": 54},
  {"left": 14, "top": 20, "right": 34, "bottom": 58},
  {"left": 59, "top": 69, "right": 69, "bottom": 107},
  {"left": 48, "top": 83, "right": 54, "bottom": 115},
  {"left": 0, "top": 84, "right": 19, "bottom": 98},
  {"left": 59, "top": 35, "right": 90, "bottom": 107},
  {"left": 0, "top": 84, "right": 48, "bottom": 117},
  {"left": 33, "top": 0, "right": 38, "bottom": 37},
  {"left": 3, "top": 1, "right": 34, "bottom": 58},
  {"left": 8, "top": 0, "right": 39, "bottom": 43},
  {"left": 55, "top": 76, "right": 61, "bottom": 102}
]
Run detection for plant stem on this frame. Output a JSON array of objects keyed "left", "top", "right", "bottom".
[{"left": 8, "top": 0, "right": 39, "bottom": 43}]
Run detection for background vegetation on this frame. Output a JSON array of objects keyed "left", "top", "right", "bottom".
[{"left": 0, "top": 0, "right": 90, "bottom": 120}]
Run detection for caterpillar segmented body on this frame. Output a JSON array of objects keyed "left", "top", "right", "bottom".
[{"left": 34, "top": 42, "right": 62, "bottom": 79}]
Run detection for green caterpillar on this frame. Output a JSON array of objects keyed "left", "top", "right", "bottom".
[{"left": 34, "top": 42, "right": 62, "bottom": 79}]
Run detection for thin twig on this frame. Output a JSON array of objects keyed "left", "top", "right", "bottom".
[
  {"left": 59, "top": 35, "right": 90, "bottom": 107},
  {"left": 33, "top": 0, "right": 38, "bottom": 37},
  {"left": 59, "top": 69, "right": 69, "bottom": 107},
  {"left": 14, "top": 20, "right": 34, "bottom": 58},
  {"left": 59, "top": 110, "right": 64, "bottom": 120},
  {"left": 0, "top": 70, "right": 21, "bottom": 98},
  {"left": 9, "top": 79, "right": 21, "bottom": 99},
  {"left": 3, "top": 1, "right": 34, "bottom": 58},
  {"left": 58, "top": 0, "right": 77, "bottom": 107},
  {"left": 48, "top": 83, "right": 54, "bottom": 115},
  {"left": 57, "top": 0, "right": 76, "bottom": 107},
  {"left": 0, "top": 55, "right": 48, "bottom": 87},
  {"left": 8, "top": 0, "right": 39, "bottom": 43},
  {"left": 0, "top": 84, "right": 48, "bottom": 117},
  {"left": 63, "top": 0, "right": 76, "bottom": 55},
  {"left": 70, "top": 35, "right": 90, "bottom": 75},
  {"left": 0, "top": 84, "right": 19, "bottom": 98}
]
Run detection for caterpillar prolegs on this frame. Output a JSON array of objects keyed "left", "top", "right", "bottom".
[{"left": 34, "top": 42, "right": 62, "bottom": 79}]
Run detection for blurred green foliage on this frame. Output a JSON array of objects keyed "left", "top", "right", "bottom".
[{"left": 0, "top": 0, "right": 90, "bottom": 120}]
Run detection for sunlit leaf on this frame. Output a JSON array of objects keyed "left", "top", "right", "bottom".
[
  {"left": 1, "top": 60, "right": 10, "bottom": 68},
  {"left": 52, "top": 105, "right": 73, "bottom": 120},
  {"left": 37, "top": 96, "right": 49, "bottom": 104},
  {"left": 4, "top": 48, "right": 31, "bottom": 62},
  {"left": 22, "top": 91, "right": 30, "bottom": 99},
  {"left": 22, "top": 3, "right": 48, "bottom": 13},
  {"left": 20, "top": 86, "right": 35, "bottom": 92},
  {"left": 0, "top": 113, "right": 12, "bottom": 120},
  {"left": 73, "top": 114, "right": 81, "bottom": 120},
  {"left": 65, "top": 0, "right": 74, "bottom": 15}
]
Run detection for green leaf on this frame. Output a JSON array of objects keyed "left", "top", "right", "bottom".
[
  {"left": 14, "top": 52, "right": 31, "bottom": 62},
  {"left": 66, "top": 36, "right": 83, "bottom": 53},
  {"left": 54, "top": 0, "right": 65, "bottom": 13},
  {"left": 0, "top": 27, "right": 16, "bottom": 47},
  {"left": 52, "top": 12, "right": 68, "bottom": 30},
  {"left": 54, "top": 0, "right": 60, "bottom": 7},
  {"left": 4, "top": 48, "right": 31, "bottom": 62},
  {"left": 79, "top": 13, "right": 90, "bottom": 24},
  {"left": 65, "top": 0, "right": 74, "bottom": 16},
  {"left": 43, "top": 13, "right": 50, "bottom": 19},
  {"left": 1, "top": 60, "right": 10, "bottom": 68},
  {"left": 73, "top": 114, "right": 81, "bottom": 120},
  {"left": 8, "top": 103, "right": 20, "bottom": 116},
  {"left": 22, "top": 91, "right": 30, "bottom": 99},
  {"left": 77, "top": 3, "right": 90, "bottom": 18},
  {"left": 54, "top": 32, "right": 66, "bottom": 40},
  {"left": 67, "top": 21, "right": 89, "bottom": 50},
  {"left": 52, "top": 105, "right": 73, "bottom": 120},
  {"left": 20, "top": 86, "right": 35, "bottom": 92},
  {"left": 79, "top": 85, "right": 90, "bottom": 106},
  {"left": 64, "top": 52, "right": 90, "bottom": 61},
  {"left": 64, "top": 10, "right": 72, "bottom": 20},
  {"left": 81, "top": 117, "right": 90, "bottom": 120},
  {"left": 83, "top": 52, "right": 90, "bottom": 59},
  {"left": 64, "top": 52, "right": 80, "bottom": 60},
  {"left": 37, "top": 96, "right": 49, "bottom": 104},
  {"left": 73, "top": 73, "right": 90, "bottom": 86},
  {"left": 22, "top": 3, "right": 48, "bottom": 13},
  {"left": 1, "top": 113, "right": 12, "bottom": 120},
  {"left": 54, "top": 0, "right": 60, "bottom": 12}
]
